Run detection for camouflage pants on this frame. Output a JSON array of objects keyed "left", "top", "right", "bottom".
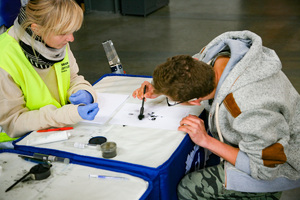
[{"left": 177, "top": 163, "right": 282, "bottom": 200}]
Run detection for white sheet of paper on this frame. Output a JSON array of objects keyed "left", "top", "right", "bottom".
[
  {"left": 109, "top": 103, "right": 191, "bottom": 130},
  {"left": 84, "top": 93, "right": 129, "bottom": 124}
]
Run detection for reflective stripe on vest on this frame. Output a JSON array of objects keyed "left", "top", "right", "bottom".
[{"left": 0, "top": 30, "right": 70, "bottom": 142}]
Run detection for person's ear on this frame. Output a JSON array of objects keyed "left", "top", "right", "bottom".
[
  {"left": 31, "top": 23, "right": 40, "bottom": 35},
  {"left": 189, "top": 98, "right": 202, "bottom": 106}
]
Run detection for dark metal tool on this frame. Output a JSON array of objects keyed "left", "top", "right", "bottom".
[
  {"left": 5, "top": 164, "right": 52, "bottom": 192},
  {"left": 138, "top": 85, "right": 147, "bottom": 120}
]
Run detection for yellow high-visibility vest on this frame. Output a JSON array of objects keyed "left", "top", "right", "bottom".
[{"left": 0, "top": 30, "right": 70, "bottom": 142}]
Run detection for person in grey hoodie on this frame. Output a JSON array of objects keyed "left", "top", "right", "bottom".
[{"left": 132, "top": 30, "right": 300, "bottom": 199}]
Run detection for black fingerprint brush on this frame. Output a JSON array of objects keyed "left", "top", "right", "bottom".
[{"left": 138, "top": 85, "right": 147, "bottom": 120}]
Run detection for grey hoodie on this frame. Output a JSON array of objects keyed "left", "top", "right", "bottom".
[{"left": 194, "top": 30, "right": 300, "bottom": 192}]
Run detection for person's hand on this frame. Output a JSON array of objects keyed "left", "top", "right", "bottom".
[
  {"left": 78, "top": 103, "right": 99, "bottom": 120},
  {"left": 69, "top": 90, "right": 93, "bottom": 105},
  {"left": 132, "top": 81, "right": 159, "bottom": 100},
  {"left": 178, "top": 114, "right": 210, "bottom": 148}
]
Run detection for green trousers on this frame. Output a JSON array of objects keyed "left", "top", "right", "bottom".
[{"left": 177, "top": 163, "right": 282, "bottom": 200}]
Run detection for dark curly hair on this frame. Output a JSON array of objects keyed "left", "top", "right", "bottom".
[{"left": 152, "top": 55, "right": 215, "bottom": 102}]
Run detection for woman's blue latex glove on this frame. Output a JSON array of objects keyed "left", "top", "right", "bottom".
[
  {"left": 69, "top": 90, "right": 93, "bottom": 105},
  {"left": 78, "top": 103, "right": 99, "bottom": 120}
]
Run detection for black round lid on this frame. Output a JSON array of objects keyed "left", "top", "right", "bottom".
[{"left": 88, "top": 136, "right": 107, "bottom": 145}]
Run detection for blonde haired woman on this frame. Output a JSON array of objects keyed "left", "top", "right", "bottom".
[{"left": 0, "top": 0, "right": 99, "bottom": 148}]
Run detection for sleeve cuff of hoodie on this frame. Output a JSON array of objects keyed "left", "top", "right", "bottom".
[
  {"left": 69, "top": 104, "right": 83, "bottom": 122},
  {"left": 235, "top": 150, "right": 251, "bottom": 175}
]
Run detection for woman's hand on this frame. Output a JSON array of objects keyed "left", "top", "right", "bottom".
[
  {"left": 132, "top": 81, "right": 160, "bottom": 100},
  {"left": 69, "top": 90, "right": 93, "bottom": 105}
]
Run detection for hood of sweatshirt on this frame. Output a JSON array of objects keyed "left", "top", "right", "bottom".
[{"left": 196, "top": 30, "right": 282, "bottom": 105}]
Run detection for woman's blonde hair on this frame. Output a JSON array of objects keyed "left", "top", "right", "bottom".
[{"left": 22, "top": 0, "right": 83, "bottom": 41}]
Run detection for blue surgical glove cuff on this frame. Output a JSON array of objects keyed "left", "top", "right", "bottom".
[{"left": 69, "top": 90, "right": 94, "bottom": 105}]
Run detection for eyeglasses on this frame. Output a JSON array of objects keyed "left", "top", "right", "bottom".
[
  {"left": 166, "top": 97, "right": 198, "bottom": 107},
  {"left": 166, "top": 97, "right": 184, "bottom": 107}
]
